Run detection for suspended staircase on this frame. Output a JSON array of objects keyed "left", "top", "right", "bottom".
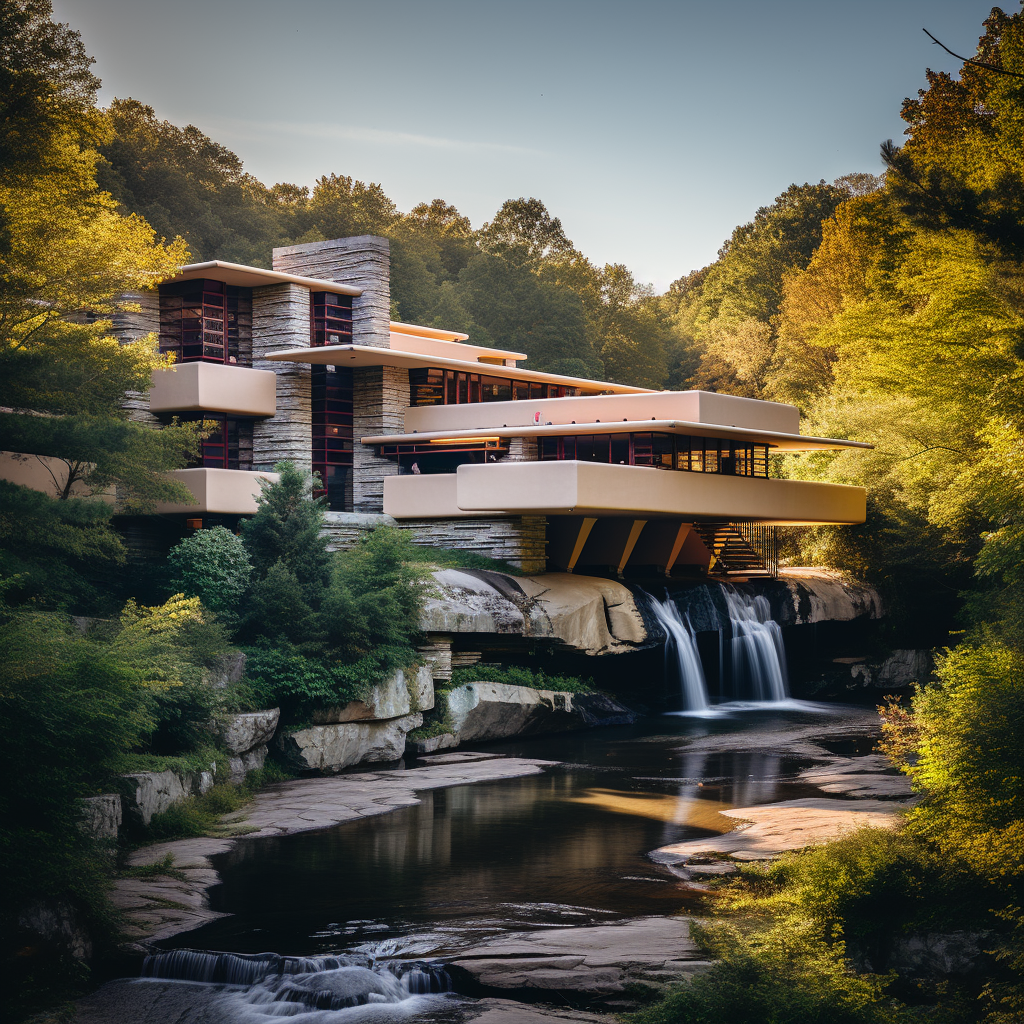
[{"left": 690, "top": 522, "right": 779, "bottom": 576}]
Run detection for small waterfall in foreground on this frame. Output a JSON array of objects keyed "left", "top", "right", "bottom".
[
  {"left": 140, "top": 947, "right": 452, "bottom": 1017},
  {"left": 721, "top": 586, "right": 790, "bottom": 701},
  {"left": 647, "top": 593, "right": 710, "bottom": 713}
]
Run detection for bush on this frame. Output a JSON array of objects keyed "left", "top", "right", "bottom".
[
  {"left": 166, "top": 526, "right": 252, "bottom": 628},
  {"left": 403, "top": 543, "right": 525, "bottom": 576},
  {"left": 627, "top": 920, "right": 921, "bottom": 1024},
  {"left": 243, "top": 641, "right": 364, "bottom": 720},
  {"left": 450, "top": 664, "right": 593, "bottom": 693},
  {"left": 0, "top": 608, "right": 151, "bottom": 1001}
]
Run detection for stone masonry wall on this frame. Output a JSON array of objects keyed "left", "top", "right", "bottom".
[
  {"left": 252, "top": 282, "right": 312, "bottom": 473},
  {"left": 505, "top": 437, "right": 539, "bottom": 462},
  {"left": 321, "top": 511, "right": 548, "bottom": 573},
  {"left": 271, "top": 236, "right": 391, "bottom": 350},
  {"left": 114, "top": 289, "right": 162, "bottom": 428},
  {"left": 352, "top": 365, "right": 409, "bottom": 513}
]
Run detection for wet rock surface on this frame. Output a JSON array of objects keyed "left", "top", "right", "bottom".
[
  {"left": 798, "top": 753, "right": 914, "bottom": 798},
  {"left": 409, "top": 683, "right": 636, "bottom": 755},
  {"left": 446, "top": 916, "right": 708, "bottom": 1002},
  {"left": 653, "top": 797, "right": 908, "bottom": 862}
]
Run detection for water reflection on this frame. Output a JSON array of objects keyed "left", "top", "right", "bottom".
[{"left": 176, "top": 716, "right": 826, "bottom": 958}]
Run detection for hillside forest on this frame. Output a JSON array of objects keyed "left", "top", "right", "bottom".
[{"left": 4, "top": 1, "right": 1024, "bottom": 1023}]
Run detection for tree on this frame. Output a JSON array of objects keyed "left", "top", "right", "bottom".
[
  {"left": 0, "top": 1, "right": 200, "bottom": 609},
  {"left": 167, "top": 526, "right": 252, "bottom": 628},
  {"left": 241, "top": 462, "right": 332, "bottom": 606},
  {"left": 678, "top": 181, "right": 852, "bottom": 396}
]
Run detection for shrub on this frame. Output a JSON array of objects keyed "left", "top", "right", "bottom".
[
  {"left": 242, "top": 642, "right": 363, "bottom": 721},
  {"left": 450, "top": 664, "right": 593, "bottom": 693},
  {"left": 166, "top": 526, "right": 252, "bottom": 628},
  {"left": 627, "top": 920, "right": 915, "bottom": 1024}
]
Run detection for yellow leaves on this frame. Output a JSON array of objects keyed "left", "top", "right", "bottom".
[
  {"left": 114, "top": 594, "right": 207, "bottom": 689},
  {"left": 0, "top": 127, "right": 190, "bottom": 341}
]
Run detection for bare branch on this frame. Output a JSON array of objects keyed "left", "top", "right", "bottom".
[{"left": 923, "top": 28, "right": 1024, "bottom": 79}]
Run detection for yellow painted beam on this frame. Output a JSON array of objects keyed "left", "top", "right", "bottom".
[
  {"left": 566, "top": 517, "right": 598, "bottom": 573},
  {"left": 617, "top": 519, "right": 648, "bottom": 577},
  {"left": 663, "top": 523, "right": 692, "bottom": 576}
]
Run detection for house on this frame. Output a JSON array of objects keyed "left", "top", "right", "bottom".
[{"left": 12, "top": 235, "right": 870, "bottom": 576}]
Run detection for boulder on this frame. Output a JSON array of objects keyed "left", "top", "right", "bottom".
[
  {"left": 225, "top": 744, "right": 268, "bottom": 784},
  {"left": 214, "top": 708, "right": 280, "bottom": 754},
  {"left": 311, "top": 665, "right": 434, "bottom": 724},
  {"left": 408, "top": 683, "right": 636, "bottom": 754},
  {"left": 80, "top": 793, "right": 122, "bottom": 841},
  {"left": 116, "top": 767, "right": 216, "bottom": 827},
  {"left": 421, "top": 569, "right": 648, "bottom": 656},
  {"left": 849, "top": 649, "right": 932, "bottom": 689},
  {"left": 446, "top": 916, "right": 708, "bottom": 1003},
  {"left": 447, "top": 682, "right": 575, "bottom": 744},
  {"left": 276, "top": 713, "right": 423, "bottom": 772}
]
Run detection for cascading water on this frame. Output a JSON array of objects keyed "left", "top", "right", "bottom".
[
  {"left": 647, "top": 584, "right": 790, "bottom": 712},
  {"left": 140, "top": 947, "right": 452, "bottom": 1019},
  {"left": 646, "top": 593, "right": 710, "bottom": 713},
  {"left": 721, "top": 586, "right": 790, "bottom": 702}
]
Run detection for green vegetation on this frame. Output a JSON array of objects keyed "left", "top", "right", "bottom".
[{"left": 449, "top": 665, "right": 593, "bottom": 693}]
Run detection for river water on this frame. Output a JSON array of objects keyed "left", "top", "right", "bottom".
[{"left": 126, "top": 705, "right": 868, "bottom": 1021}]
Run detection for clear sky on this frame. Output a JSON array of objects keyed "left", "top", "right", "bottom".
[{"left": 57, "top": 0, "right": 997, "bottom": 290}]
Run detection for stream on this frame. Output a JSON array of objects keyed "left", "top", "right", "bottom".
[{"left": 112, "top": 703, "right": 872, "bottom": 1023}]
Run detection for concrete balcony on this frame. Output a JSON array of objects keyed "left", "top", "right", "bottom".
[
  {"left": 157, "top": 468, "right": 279, "bottom": 515},
  {"left": 383, "top": 461, "right": 866, "bottom": 526},
  {"left": 150, "top": 362, "right": 276, "bottom": 418}
]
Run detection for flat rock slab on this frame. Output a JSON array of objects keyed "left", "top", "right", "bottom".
[
  {"left": 120, "top": 757, "right": 559, "bottom": 943},
  {"left": 417, "top": 751, "right": 513, "bottom": 765},
  {"left": 799, "top": 755, "right": 914, "bottom": 799},
  {"left": 669, "top": 708, "right": 882, "bottom": 760},
  {"left": 447, "top": 916, "right": 707, "bottom": 1000},
  {"left": 652, "top": 797, "right": 909, "bottom": 863}
]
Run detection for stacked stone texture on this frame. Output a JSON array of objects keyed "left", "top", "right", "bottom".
[
  {"left": 252, "top": 283, "right": 312, "bottom": 473},
  {"left": 271, "top": 237, "right": 397, "bottom": 511},
  {"left": 113, "top": 290, "right": 162, "bottom": 428},
  {"left": 352, "top": 365, "right": 408, "bottom": 512},
  {"left": 506, "top": 437, "right": 539, "bottom": 462},
  {"left": 321, "top": 511, "right": 547, "bottom": 573},
  {"left": 272, "top": 236, "right": 390, "bottom": 350}
]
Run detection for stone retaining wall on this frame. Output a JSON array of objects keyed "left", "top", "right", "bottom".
[{"left": 322, "top": 511, "right": 548, "bottom": 572}]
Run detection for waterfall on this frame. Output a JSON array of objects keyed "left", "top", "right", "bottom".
[
  {"left": 140, "top": 947, "right": 452, "bottom": 1014},
  {"left": 647, "top": 593, "right": 710, "bottom": 713},
  {"left": 721, "top": 587, "right": 789, "bottom": 701}
]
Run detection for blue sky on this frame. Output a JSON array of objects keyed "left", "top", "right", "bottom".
[{"left": 58, "top": 0, "right": 998, "bottom": 290}]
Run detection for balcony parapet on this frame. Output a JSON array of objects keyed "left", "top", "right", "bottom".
[
  {"left": 157, "top": 468, "right": 278, "bottom": 515},
  {"left": 150, "top": 362, "right": 276, "bottom": 418},
  {"left": 383, "top": 461, "right": 866, "bottom": 526}
]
